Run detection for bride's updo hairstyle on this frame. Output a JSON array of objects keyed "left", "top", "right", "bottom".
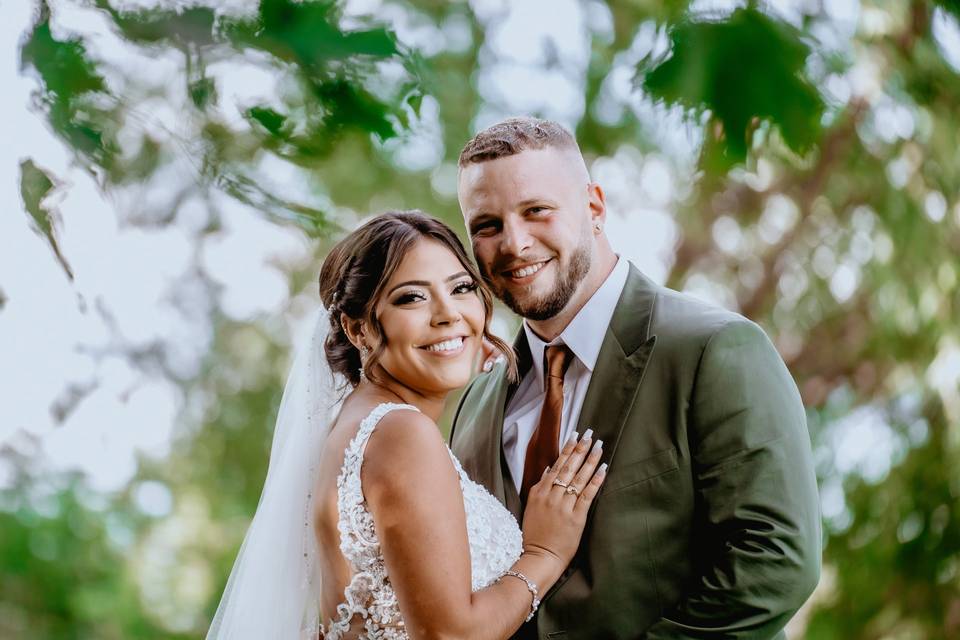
[{"left": 319, "top": 210, "right": 517, "bottom": 387}]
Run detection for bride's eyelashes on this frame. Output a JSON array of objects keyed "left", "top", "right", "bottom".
[
  {"left": 390, "top": 280, "right": 478, "bottom": 306},
  {"left": 393, "top": 291, "right": 426, "bottom": 305},
  {"left": 452, "top": 280, "right": 479, "bottom": 295}
]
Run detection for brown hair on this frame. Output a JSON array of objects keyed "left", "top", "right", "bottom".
[
  {"left": 318, "top": 210, "right": 518, "bottom": 387},
  {"left": 458, "top": 116, "right": 580, "bottom": 167}
]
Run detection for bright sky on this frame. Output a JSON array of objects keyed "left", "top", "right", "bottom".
[{"left": 0, "top": 1, "right": 311, "bottom": 492}]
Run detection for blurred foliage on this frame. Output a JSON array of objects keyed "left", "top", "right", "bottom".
[
  {"left": 19, "top": 0, "right": 423, "bottom": 233},
  {"left": 6, "top": 0, "right": 960, "bottom": 638},
  {"left": 641, "top": 6, "right": 824, "bottom": 170},
  {"left": 0, "top": 441, "right": 186, "bottom": 639},
  {"left": 18, "top": 158, "right": 74, "bottom": 281},
  {"left": 19, "top": 3, "right": 116, "bottom": 172}
]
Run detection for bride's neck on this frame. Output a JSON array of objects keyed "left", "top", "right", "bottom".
[{"left": 359, "top": 370, "right": 447, "bottom": 422}]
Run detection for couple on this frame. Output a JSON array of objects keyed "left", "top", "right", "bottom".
[{"left": 207, "top": 118, "right": 821, "bottom": 639}]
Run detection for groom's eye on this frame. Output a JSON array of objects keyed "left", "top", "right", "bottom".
[{"left": 471, "top": 220, "right": 500, "bottom": 236}]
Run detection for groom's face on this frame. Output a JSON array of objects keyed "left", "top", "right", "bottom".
[{"left": 458, "top": 147, "right": 594, "bottom": 321}]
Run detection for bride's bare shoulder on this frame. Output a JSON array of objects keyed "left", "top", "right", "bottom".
[{"left": 361, "top": 408, "right": 457, "bottom": 496}]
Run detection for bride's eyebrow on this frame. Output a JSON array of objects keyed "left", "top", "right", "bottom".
[{"left": 387, "top": 271, "right": 470, "bottom": 296}]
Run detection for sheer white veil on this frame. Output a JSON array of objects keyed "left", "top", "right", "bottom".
[{"left": 207, "top": 307, "right": 344, "bottom": 639}]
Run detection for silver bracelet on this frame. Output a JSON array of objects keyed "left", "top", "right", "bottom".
[{"left": 500, "top": 570, "right": 540, "bottom": 622}]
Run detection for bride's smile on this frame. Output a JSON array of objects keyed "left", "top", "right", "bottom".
[
  {"left": 419, "top": 335, "right": 467, "bottom": 354},
  {"left": 369, "top": 237, "right": 486, "bottom": 396}
]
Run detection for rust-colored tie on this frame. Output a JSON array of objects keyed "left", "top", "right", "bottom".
[{"left": 521, "top": 344, "right": 573, "bottom": 502}]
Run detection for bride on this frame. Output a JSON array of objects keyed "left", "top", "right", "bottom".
[{"left": 207, "top": 210, "right": 606, "bottom": 639}]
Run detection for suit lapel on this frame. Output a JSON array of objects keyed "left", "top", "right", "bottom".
[
  {"left": 546, "top": 266, "right": 658, "bottom": 597},
  {"left": 463, "top": 368, "right": 512, "bottom": 508},
  {"left": 576, "top": 266, "right": 658, "bottom": 468}
]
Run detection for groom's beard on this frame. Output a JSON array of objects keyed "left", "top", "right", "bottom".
[{"left": 479, "top": 241, "right": 592, "bottom": 322}]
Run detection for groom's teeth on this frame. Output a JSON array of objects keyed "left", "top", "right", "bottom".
[
  {"left": 425, "top": 337, "right": 463, "bottom": 352},
  {"left": 510, "top": 262, "right": 546, "bottom": 278}
]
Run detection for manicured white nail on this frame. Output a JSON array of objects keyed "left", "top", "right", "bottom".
[
  {"left": 592, "top": 439, "right": 603, "bottom": 453},
  {"left": 482, "top": 360, "right": 493, "bottom": 372},
  {"left": 598, "top": 463, "right": 608, "bottom": 473},
  {"left": 582, "top": 428, "right": 593, "bottom": 441},
  {"left": 568, "top": 431, "right": 578, "bottom": 444}
]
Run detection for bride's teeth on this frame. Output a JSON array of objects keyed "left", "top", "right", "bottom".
[
  {"left": 426, "top": 337, "right": 463, "bottom": 352},
  {"left": 511, "top": 262, "right": 545, "bottom": 278}
]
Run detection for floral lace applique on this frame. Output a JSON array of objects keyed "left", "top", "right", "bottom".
[{"left": 322, "top": 403, "right": 523, "bottom": 639}]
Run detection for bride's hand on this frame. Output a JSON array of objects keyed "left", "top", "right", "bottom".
[
  {"left": 520, "top": 432, "right": 606, "bottom": 566},
  {"left": 478, "top": 336, "right": 506, "bottom": 373}
]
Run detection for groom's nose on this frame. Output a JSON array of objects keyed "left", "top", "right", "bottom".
[{"left": 499, "top": 217, "right": 532, "bottom": 258}]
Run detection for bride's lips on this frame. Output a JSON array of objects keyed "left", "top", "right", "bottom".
[
  {"left": 417, "top": 335, "right": 469, "bottom": 357},
  {"left": 501, "top": 258, "right": 552, "bottom": 284}
]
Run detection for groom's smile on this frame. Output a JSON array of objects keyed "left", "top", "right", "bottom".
[{"left": 503, "top": 258, "right": 552, "bottom": 283}]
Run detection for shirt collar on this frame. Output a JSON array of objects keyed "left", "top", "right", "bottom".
[{"left": 523, "top": 256, "right": 630, "bottom": 390}]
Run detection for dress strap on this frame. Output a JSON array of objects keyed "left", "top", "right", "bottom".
[
  {"left": 340, "top": 402, "right": 421, "bottom": 509},
  {"left": 355, "top": 402, "right": 420, "bottom": 458}
]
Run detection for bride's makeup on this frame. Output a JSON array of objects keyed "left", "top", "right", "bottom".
[{"left": 371, "top": 239, "right": 486, "bottom": 396}]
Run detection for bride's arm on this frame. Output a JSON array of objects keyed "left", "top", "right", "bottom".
[{"left": 363, "top": 409, "right": 593, "bottom": 640}]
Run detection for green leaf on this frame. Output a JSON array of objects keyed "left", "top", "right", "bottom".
[
  {"left": 216, "top": 171, "right": 333, "bottom": 236},
  {"left": 189, "top": 76, "right": 217, "bottom": 109},
  {"left": 936, "top": 0, "right": 960, "bottom": 21},
  {"left": 20, "top": 4, "right": 107, "bottom": 98},
  {"left": 93, "top": 1, "right": 218, "bottom": 48},
  {"left": 314, "top": 77, "right": 397, "bottom": 141},
  {"left": 247, "top": 106, "right": 289, "bottom": 137},
  {"left": 20, "top": 3, "right": 116, "bottom": 168},
  {"left": 339, "top": 27, "right": 400, "bottom": 57},
  {"left": 642, "top": 7, "right": 824, "bottom": 169},
  {"left": 19, "top": 159, "right": 74, "bottom": 281},
  {"left": 224, "top": 0, "right": 397, "bottom": 70}
]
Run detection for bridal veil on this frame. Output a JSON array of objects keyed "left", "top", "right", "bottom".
[{"left": 207, "top": 308, "right": 342, "bottom": 639}]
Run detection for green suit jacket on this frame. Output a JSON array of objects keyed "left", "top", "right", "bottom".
[{"left": 450, "top": 266, "right": 821, "bottom": 639}]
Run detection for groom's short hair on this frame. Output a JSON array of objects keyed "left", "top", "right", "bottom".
[{"left": 458, "top": 116, "right": 580, "bottom": 167}]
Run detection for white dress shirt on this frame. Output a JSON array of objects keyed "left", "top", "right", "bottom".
[{"left": 502, "top": 256, "right": 630, "bottom": 490}]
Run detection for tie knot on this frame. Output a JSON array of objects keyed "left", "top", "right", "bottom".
[{"left": 545, "top": 344, "right": 572, "bottom": 380}]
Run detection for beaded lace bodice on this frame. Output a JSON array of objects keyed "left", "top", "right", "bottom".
[{"left": 322, "top": 403, "right": 523, "bottom": 639}]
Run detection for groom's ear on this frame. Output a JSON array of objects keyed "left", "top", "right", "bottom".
[{"left": 587, "top": 182, "right": 607, "bottom": 228}]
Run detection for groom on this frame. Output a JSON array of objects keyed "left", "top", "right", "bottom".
[{"left": 449, "top": 117, "right": 821, "bottom": 639}]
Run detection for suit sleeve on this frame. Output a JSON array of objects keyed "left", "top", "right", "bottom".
[
  {"left": 448, "top": 377, "right": 479, "bottom": 445},
  {"left": 644, "top": 320, "right": 821, "bottom": 639}
]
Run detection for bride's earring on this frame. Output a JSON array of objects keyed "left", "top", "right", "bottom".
[{"left": 358, "top": 345, "right": 370, "bottom": 382}]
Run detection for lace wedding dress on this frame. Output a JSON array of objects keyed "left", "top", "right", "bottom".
[{"left": 323, "top": 402, "right": 523, "bottom": 639}]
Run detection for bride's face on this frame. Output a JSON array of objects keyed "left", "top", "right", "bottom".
[{"left": 371, "top": 238, "right": 486, "bottom": 394}]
